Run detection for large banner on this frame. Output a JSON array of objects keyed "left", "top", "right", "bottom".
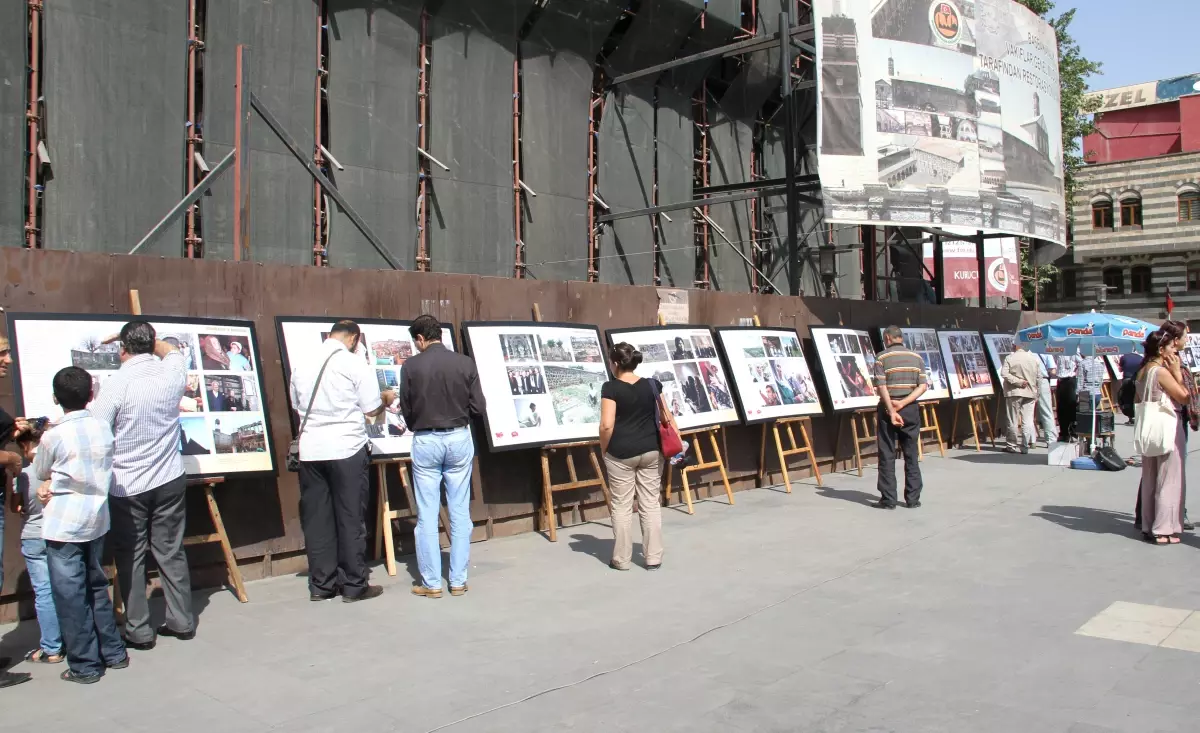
[
  {"left": 921, "top": 230, "right": 1018, "bottom": 300},
  {"left": 816, "top": 0, "right": 1066, "bottom": 245},
  {"left": 8, "top": 313, "right": 275, "bottom": 478},
  {"left": 276, "top": 317, "right": 458, "bottom": 459}
]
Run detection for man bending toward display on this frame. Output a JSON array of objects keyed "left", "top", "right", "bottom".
[{"left": 399, "top": 315, "right": 485, "bottom": 599}]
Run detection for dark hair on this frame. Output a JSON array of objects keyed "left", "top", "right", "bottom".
[
  {"left": 1162, "top": 320, "right": 1187, "bottom": 341},
  {"left": 609, "top": 342, "right": 643, "bottom": 372},
  {"left": 329, "top": 320, "right": 361, "bottom": 339},
  {"left": 17, "top": 418, "right": 47, "bottom": 445},
  {"left": 120, "top": 321, "right": 156, "bottom": 356},
  {"left": 883, "top": 325, "right": 903, "bottom": 343},
  {"left": 408, "top": 314, "right": 442, "bottom": 342},
  {"left": 53, "top": 366, "right": 93, "bottom": 411},
  {"left": 1143, "top": 330, "right": 1172, "bottom": 361}
]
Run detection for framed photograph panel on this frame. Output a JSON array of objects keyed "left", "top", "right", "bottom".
[
  {"left": 275, "top": 317, "right": 457, "bottom": 459},
  {"left": 982, "top": 332, "right": 1017, "bottom": 389},
  {"left": 937, "top": 330, "right": 995, "bottom": 399},
  {"left": 810, "top": 327, "right": 880, "bottom": 412},
  {"left": 462, "top": 322, "right": 610, "bottom": 451},
  {"left": 605, "top": 326, "right": 741, "bottom": 431},
  {"left": 714, "top": 327, "right": 822, "bottom": 423},
  {"left": 7, "top": 313, "right": 275, "bottom": 478},
  {"left": 876, "top": 327, "right": 950, "bottom": 402}
]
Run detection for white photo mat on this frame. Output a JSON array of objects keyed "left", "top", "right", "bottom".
[
  {"left": 810, "top": 327, "right": 881, "bottom": 412},
  {"left": 714, "top": 328, "right": 822, "bottom": 422},
  {"left": 937, "top": 329, "right": 995, "bottom": 399},
  {"left": 876, "top": 327, "right": 950, "bottom": 402}
]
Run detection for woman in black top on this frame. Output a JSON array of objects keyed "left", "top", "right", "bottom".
[{"left": 598, "top": 343, "right": 676, "bottom": 570}]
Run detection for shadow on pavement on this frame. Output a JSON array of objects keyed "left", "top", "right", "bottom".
[
  {"left": 1032, "top": 504, "right": 1143, "bottom": 541},
  {"left": 568, "top": 533, "right": 636, "bottom": 567},
  {"left": 816, "top": 485, "right": 878, "bottom": 506},
  {"left": 954, "top": 451, "right": 1047, "bottom": 466}
]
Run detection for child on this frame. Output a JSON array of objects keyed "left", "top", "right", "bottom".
[
  {"left": 35, "top": 366, "right": 127, "bottom": 683},
  {"left": 10, "top": 419, "right": 65, "bottom": 665}
]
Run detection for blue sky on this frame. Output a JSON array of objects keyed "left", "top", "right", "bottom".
[{"left": 1064, "top": 0, "right": 1197, "bottom": 91}]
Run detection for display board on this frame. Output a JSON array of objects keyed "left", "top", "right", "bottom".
[
  {"left": 982, "top": 332, "right": 1016, "bottom": 387},
  {"left": 937, "top": 330, "right": 995, "bottom": 399},
  {"left": 876, "top": 327, "right": 950, "bottom": 401},
  {"left": 713, "top": 328, "right": 823, "bottom": 423},
  {"left": 276, "top": 318, "right": 457, "bottom": 459},
  {"left": 814, "top": 0, "right": 1067, "bottom": 246},
  {"left": 605, "top": 327, "right": 741, "bottom": 431},
  {"left": 810, "top": 328, "right": 880, "bottom": 411},
  {"left": 8, "top": 313, "right": 274, "bottom": 478},
  {"left": 463, "top": 322, "right": 611, "bottom": 451},
  {"left": 1105, "top": 356, "right": 1123, "bottom": 381},
  {"left": 1184, "top": 334, "right": 1200, "bottom": 374}
]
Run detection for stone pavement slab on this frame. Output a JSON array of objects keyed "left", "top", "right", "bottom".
[{"left": 2, "top": 426, "right": 1199, "bottom": 733}]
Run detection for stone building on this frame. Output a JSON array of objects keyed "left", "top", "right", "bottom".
[{"left": 1039, "top": 75, "right": 1200, "bottom": 322}]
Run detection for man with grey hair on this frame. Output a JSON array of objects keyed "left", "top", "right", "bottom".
[
  {"left": 1000, "top": 342, "right": 1041, "bottom": 453},
  {"left": 871, "top": 326, "right": 928, "bottom": 509}
]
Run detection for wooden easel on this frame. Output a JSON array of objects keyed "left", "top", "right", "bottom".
[
  {"left": 109, "top": 291, "right": 247, "bottom": 619},
  {"left": 664, "top": 426, "right": 734, "bottom": 514},
  {"left": 950, "top": 396, "right": 996, "bottom": 451},
  {"left": 758, "top": 417, "right": 823, "bottom": 491},
  {"left": 539, "top": 440, "right": 611, "bottom": 541},
  {"left": 916, "top": 401, "right": 946, "bottom": 459},
  {"left": 1099, "top": 382, "right": 1117, "bottom": 415},
  {"left": 831, "top": 408, "right": 877, "bottom": 476},
  {"left": 372, "top": 457, "right": 452, "bottom": 576}
]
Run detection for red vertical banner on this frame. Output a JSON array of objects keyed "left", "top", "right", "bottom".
[{"left": 924, "top": 237, "right": 1017, "bottom": 300}]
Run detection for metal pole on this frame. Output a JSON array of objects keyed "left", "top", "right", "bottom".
[
  {"left": 863, "top": 225, "right": 877, "bottom": 300},
  {"left": 932, "top": 232, "right": 945, "bottom": 304},
  {"left": 185, "top": 0, "right": 199, "bottom": 257},
  {"left": 975, "top": 230, "right": 986, "bottom": 307},
  {"left": 232, "top": 45, "right": 251, "bottom": 261},
  {"left": 780, "top": 11, "right": 801, "bottom": 296},
  {"left": 130, "top": 150, "right": 235, "bottom": 255},
  {"left": 25, "top": 0, "right": 42, "bottom": 249}
]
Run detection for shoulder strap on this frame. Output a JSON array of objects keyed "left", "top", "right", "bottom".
[
  {"left": 299, "top": 351, "right": 339, "bottom": 438},
  {"left": 1141, "top": 365, "right": 1159, "bottom": 403}
]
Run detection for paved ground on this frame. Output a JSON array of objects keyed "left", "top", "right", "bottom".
[{"left": 3, "top": 425, "right": 1200, "bottom": 733}]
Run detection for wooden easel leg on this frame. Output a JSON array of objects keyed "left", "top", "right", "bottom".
[
  {"left": 833, "top": 414, "right": 845, "bottom": 473},
  {"left": 204, "top": 484, "right": 248, "bottom": 603},
  {"left": 540, "top": 450, "right": 557, "bottom": 541},
  {"left": 758, "top": 423, "right": 768, "bottom": 483},
  {"left": 933, "top": 408, "right": 946, "bottom": 457},
  {"left": 851, "top": 416, "right": 864, "bottom": 477},
  {"left": 680, "top": 467, "right": 696, "bottom": 515},
  {"left": 710, "top": 429, "right": 735, "bottom": 505},
  {"left": 800, "top": 420, "right": 823, "bottom": 486},
  {"left": 589, "top": 447, "right": 612, "bottom": 511},
  {"left": 380, "top": 465, "right": 399, "bottom": 577},
  {"left": 663, "top": 464, "right": 674, "bottom": 508},
  {"left": 969, "top": 401, "right": 982, "bottom": 452},
  {"left": 773, "top": 423, "right": 791, "bottom": 493}
]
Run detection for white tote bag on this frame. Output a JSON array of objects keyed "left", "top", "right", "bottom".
[{"left": 1134, "top": 367, "right": 1177, "bottom": 457}]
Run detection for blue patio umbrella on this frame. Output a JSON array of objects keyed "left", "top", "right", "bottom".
[{"left": 1016, "top": 311, "right": 1158, "bottom": 451}]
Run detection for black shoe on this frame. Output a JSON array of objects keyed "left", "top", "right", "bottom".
[
  {"left": 342, "top": 585, "right": 384, "bottom": 603},
  {"left": 310, "top": 590, "right": 339, "bottom": 602},
  {"left": 872, "top": 500, "right": 897, "bottom": 510},
  {"left": 0, "top": 671, "right": 31, "bottom": 688},
  {"left": 645, "top": 564, "right": 661, "bottom": 571},
  {"left": 107, "top": 656, "right": 130, "bottom": 670},
  {"left": 907, "top": 501, "right": 922, "bottom": 509},
  {"left": 156, "top": 625, "right": 195, "bottom": 641},
  {"left": 122, "top": 636, "right": 156, "bottom": 652}
]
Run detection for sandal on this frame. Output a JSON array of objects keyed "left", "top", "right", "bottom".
[
  {"left": 24, "top": 649, "right": 64, "bottom": 664},
  {"left": 60, "top": 669, "right": 102, "bottom": 684},
  {"left": 1169, "top": 535, "right": 1182, "bottom": 544},
  {"left": 1150, "top": 535, "right": 1171, "bottom": 545}
]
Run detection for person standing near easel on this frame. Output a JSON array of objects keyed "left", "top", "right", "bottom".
[{"left": 873, "top": 326, "right": 928, "bottom": 510}]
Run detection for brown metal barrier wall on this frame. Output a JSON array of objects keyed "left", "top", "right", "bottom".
[{"left": 0, "top": 249, "right": 1060, "bottom": 617}]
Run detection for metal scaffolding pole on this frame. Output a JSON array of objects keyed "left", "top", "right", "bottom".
[{"left": 780, "top": 11, "right": 802, "bottom": 296}]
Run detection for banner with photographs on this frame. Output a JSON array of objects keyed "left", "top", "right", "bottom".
[
  {"left": 275, "top": 318, "right": 457, "bottom": 459},
  {"left": 8, "top": 313, "right": 274, "bottom": 478},
  {"left": 605, "top": 327, "right": 741, "bottom": 431},
  {"left": 810, "top": 328, "right": 880, "bottom": 412},
  {"left": 1184, "top": 334, "right": 1200, "bottom": 374},
  {"left": 815, "top": 0, "right": 1066, "bottom": 246},
  {"left": 937, "top": 330, "right": 994, "bottom": 399},
  {"left": 714, "top": 328, "right": 822, "bottom": 423},
  {"left": 876, "top": 327, "right": 950, "bottom": 401},
  {"left": 463, "top": 322, "right": 610, "bottom": 451}
]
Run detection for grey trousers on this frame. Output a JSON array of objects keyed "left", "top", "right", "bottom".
[{"left": 110, "top": 475, "right": 194, "bottom": 642}]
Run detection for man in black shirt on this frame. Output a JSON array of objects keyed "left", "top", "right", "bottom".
[{"left": 398, "top": 315, "right": 485, "bottom": 598}]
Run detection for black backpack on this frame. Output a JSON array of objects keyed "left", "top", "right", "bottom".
[{"left": 1093, "top": 445, "right": 1126, "bottom": 471}]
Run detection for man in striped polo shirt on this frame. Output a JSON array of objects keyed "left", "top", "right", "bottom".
[{"left": 872, "top": 326, "right": 928, "bottom": 509}]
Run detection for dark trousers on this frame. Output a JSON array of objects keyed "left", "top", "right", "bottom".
[
  {"left": 46, "top": 536, "right": 127, "bottom": 677},
  {"left": 877, "top": 402, "right": 922, "bottom": 505},
  {"left": 299, "top": 446, "right": 371, "bottom": 597},
  {"left": 1056, "top": 377, "right": 1078, "bottom": 438},
  {"left": 110, "top": 475, "right": 194, "bottom": 643}
]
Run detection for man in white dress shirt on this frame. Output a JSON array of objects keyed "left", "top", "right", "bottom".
[{"left": 289, "top": 320, "right": 395, "bottom": 602}]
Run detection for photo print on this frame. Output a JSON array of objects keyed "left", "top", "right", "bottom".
[
  {"left": 209, "top": 413, "right": 268, "bottom": 455},
  {"left": 937, "top": 329, "right": 995, "bottom": 399},
  {"left": 277, "top": 317, "right": 458, "bottom": 460},
  {"left": 10, "top": 314, "right": 274, "bottom": 478},
  {"left": 203, "top": 375, "right": 259, "bottom": 412},
  {"left": 715, "top": 328, "right": 824, "bottom": 421},
  {"left": 876, "top": 327, "right": 950, "bottom": 402},
  {"left": 605, "top": 327, "right": 741, "bottom": 431},
  {"left": 463, "top": 322, "right": 613, "bottom": 450},
  {"left": 811, "top": 327, "right": 880, "bottom": 411}
]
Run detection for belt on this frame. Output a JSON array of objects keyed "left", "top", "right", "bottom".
[{"left": 414, "top": 426, "right": 466, "bottom": 434}]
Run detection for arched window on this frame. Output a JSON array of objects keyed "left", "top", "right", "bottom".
[
  {"left": 1119, "top": 193, "right": 1143, "bottom": 227},
  {"left": 1131, "top": 265, "right": 1152, "bottom": 295},
  {"left": 1103, "top": 267, "right": 1124, "bottom": 295},
  {"left": 1092, "top": 197, "right": 1113, "bottom": 229},
  {"left": 1181, "top": 189, "right": 1200, "bottom": 222}
]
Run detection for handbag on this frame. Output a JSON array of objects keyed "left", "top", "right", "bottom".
[
  {"left": 649, "top": 378, "right": 684, "bottom": 457},
  {"left": 1092, "top": 445, "right": 1126, "bottom": 472},
  {"left": 1133, "top": 366, "right": 1177, "bottom": 458},
  {"left": 287, "top": 351, "right": 338, "bottom": 472}
]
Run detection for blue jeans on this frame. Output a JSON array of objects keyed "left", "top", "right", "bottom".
[
  {"left": 20, "top": 538, "right": 63, "bottom": 656},
  {"left": 46, "top": 537, "right": 127, "bottom": 677},
  {"left": 411, "top": 427, "right": 474, "bottom": 589}
]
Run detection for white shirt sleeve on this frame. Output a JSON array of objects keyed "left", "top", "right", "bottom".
[{"left": 352, "top": 355, "right": 383, "bottom": 415}]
